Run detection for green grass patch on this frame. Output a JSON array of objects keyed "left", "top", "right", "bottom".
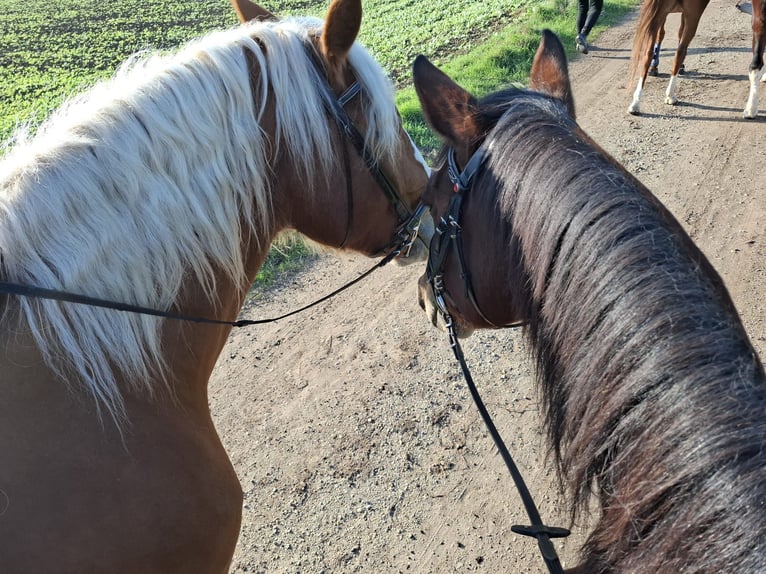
[
  {"left": 250, "top": 232, "right": 318, "bottom": 296},
  {"left": 398, "top": 0, "right": 639, "bottom": 155}
]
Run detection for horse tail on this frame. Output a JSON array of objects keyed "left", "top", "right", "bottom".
[{"left": 630, "top": 0, "right": 666, "bottom": 84}]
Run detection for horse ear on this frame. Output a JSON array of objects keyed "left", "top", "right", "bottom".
[
  {"left": 413, "top": 55, "right": 480, "bottom": 147},
  {"left": 231, "top": 0, "right": 277, "bottom": 23},
  {"left": 529, "top": 30, "right": 576, "bottom": 118},
  {"left": 322, "top": 0, "right": 362, "bottom": 68}
]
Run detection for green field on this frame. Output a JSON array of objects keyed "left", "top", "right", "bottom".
[
  {"left": 0, "top": 0, "right": 640, "bottom": 143},
  {"left": 0, "top": 0, "right": 636, "bottom": 288},
  {"left": 0, "top": 0, "right": 536, "bottom": 142}
]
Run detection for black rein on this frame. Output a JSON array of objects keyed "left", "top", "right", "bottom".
[
  {"left": 428, "top": 143, "right": 571, "bottom": 574},
  {"left": 0, "top": 245, "right": 403, "bottom": 329}
]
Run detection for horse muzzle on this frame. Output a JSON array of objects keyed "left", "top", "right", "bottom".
[
  {"left": 417, "top": 273, "right": 474, "bottom": 338},
  {"left": 394, "top": 208, "right": 435, "bottom": 266}
]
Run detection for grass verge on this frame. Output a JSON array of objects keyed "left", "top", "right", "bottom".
[
  {"left": 250, "top": 232, "right": 319, "bottom": 297},
  {"left": 398, "top": 0, "right": 640, "bottom": 155}
]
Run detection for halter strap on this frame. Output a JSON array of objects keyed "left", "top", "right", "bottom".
[
  {"left": 448, "top": 145, "right": 488, "bottom": 193},
  {"left": 307, "top": 46, "right": 413, "bottom": 225},
  {"left": 329, "top": 82, "right": 425, "bottom": 256},
  {"left": 335, "top": 82, "right": 360, "bottom": 249},
  {"left": 337, "top": 81, "right": 361, "bottom": 106},
  {"left": 304, "top": 43, "right": 425, "bottom": 258}
]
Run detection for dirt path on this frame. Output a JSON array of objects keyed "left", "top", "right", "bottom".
[{"left": 211, "top": 2, "right": 765, "bottom": 571}]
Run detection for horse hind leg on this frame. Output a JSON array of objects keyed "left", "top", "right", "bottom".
[
  {"left": 629, "top": 37, "right": 656, "bottom": 114},
  {"left": 629, "top": 19, "right": 661, "bottom": 114},
  {"left": 746, "top": 67, "right": 765, "bottom": 119},
  {"left": 628, "top": 71, "right": 648, "bottom": 115},
  {"left": 665, "top": 10, "right": 703, "bottom": 105},
  {"left": 649, "top": 22, "right": 667, "bottom": 76},
  {"left": 649, "top": 42, "right": 662, "bottom": 75},
  {"left": 744, "top": 0, "right": 766, "bottom": 118},
  {"left": 676, "top": 12, "right": 686, "bottom": 75}
]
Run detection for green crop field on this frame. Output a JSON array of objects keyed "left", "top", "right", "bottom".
[{"left": 0, "top": 0, "right": 639, "bottom": 145}]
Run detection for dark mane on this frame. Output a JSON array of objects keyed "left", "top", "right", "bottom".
[{"left": 473, "top": 90, "right": 766, "bottom": 572}]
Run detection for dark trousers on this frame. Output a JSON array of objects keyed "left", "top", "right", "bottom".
[{"left": 577, "top": 0, "right": 603, "bottom": 37}]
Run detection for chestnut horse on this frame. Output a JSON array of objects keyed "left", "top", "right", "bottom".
[
  {"left": 627, "top": 0, "right": 710, "bottom": 114},
  {"left": 0, "top": 1, "right": 429, "bottom": 572},
  {"left": 414, "top": 30, "right": 766, "bottom": 573},
  {"left": 744, "top": 0, "right": 766, "bottom": 117}
]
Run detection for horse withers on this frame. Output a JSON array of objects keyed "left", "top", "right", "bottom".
[
  {"left": 0, "top": 1, "right": 429, "bottom": 572},
  {"left": 413, "top": 30, "right": 765, "bottom": 573}
]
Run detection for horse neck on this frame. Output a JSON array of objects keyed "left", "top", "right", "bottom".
[
  {"left": 159, "top": 254, "right": 270, "bottom": 415},
  {"left": 508, "top": 127, "right": 764, "bottom": 434},
  {"left": 0, "top": 46, "right": 284, "bottom": 422},
  {"left": 158, "top": 95, "right": 282, "bottom": 412},
  {"left": 501, "top": 125, "right": 766, "bottom": 571},
  {"left": 459, "top": 174, "right": 529, "bottom": 327}
]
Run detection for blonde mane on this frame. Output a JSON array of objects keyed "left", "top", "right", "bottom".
[{"left": 0, "top": 17, "right": 402, "bottom": 417}]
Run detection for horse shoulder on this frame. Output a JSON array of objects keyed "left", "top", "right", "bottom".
[{"left": 0, "top": 331, "right": 241, "bottom": 574}]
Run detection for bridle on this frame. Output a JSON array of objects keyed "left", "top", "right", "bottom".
[
  {"left": 0, "top": 44, "right": 427, "bottom": 328},
  {"left": 426, "top": 145, "right": 506, "bottom": 328},
  {"left": 308, "top": 45, "right": 427, "bottom": 257},
  {"left": 426, "top": 143, "right": 571, "bottom": 574}
]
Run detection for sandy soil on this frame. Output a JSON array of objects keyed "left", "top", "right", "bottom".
[{"left": 210, "top": 1, "right": 765, "bottom": 571}]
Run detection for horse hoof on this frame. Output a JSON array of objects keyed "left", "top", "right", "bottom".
[
  {"left": 743, "top": 109, "right": 758, "bottom": 119},
  {"left": 678, "top": 65, "right": 686, "bottom": 76},
  {"left": 665, "top": 96, "right": 678, "bottom": 105},
  {"left": 627, "top": 104, "right": 641, "bottom": 115},
  {"left": 649, "top": 66, "right": 658, "bottom": 76}
]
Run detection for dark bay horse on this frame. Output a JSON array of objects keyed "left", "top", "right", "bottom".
[
  {"left": 413, "top": 30, "right": 766, "bottom": 573},
  {"left": 628, "top": 0, "right": 710, "bottom": 114},
  {"left": 0, "top": 1, "right": 429, "bottom": 572},
  {"left": 745, "top": 0, "right": 766, "bottom": 117}
]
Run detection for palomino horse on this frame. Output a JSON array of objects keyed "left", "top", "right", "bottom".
[
  {"left": 414, "top": 30, "right": 766, "bottom": 573},
  {"left": 0, "top": 0, "right": 429, "bottom": 572},
  {"left": 744, "top": 0, "right": 766, "bottom": 117},
  {"left": 627, "top": 0, "right": 710, "bottom": 114}
]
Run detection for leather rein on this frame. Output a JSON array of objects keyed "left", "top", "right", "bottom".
[
  {"left": 427, "top": 143, "right": 571, "bottom": 574},
  {"left": 0, "top": 46, "right": 426, "bottom": 329}
]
